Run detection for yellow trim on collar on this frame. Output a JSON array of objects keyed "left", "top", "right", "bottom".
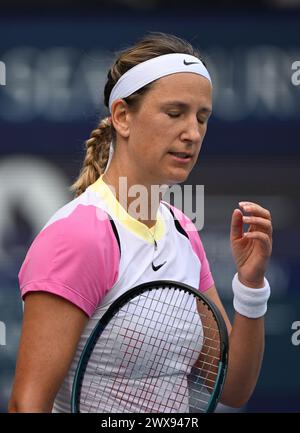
[{"left": 90, "top": 175, "right": 166, "bottom": 244}]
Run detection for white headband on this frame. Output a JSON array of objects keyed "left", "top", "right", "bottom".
[{"left": 108, "top": 53, "right": 211, "bottom": 112}]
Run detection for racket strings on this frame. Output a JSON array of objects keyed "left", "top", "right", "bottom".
[
  {"left": 79, "top": 286, "right": 222, "bottom": 413},
  {"left": 135, "top": 287, "right": 201, "bottom": 413},
  {"left": 137, "top": 288, "right": 200, "bottom": 413},
  {"left": 94, "top": 287, "right": 191, "bottom": 413}
]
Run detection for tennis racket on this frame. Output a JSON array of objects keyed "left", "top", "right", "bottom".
[{"left": 71, "top": 280, "right": 228, "bottom": 413}]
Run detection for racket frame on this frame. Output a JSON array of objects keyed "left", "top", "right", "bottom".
[{"left": 71, "top": 280, "right": 229, "bottom": 413}]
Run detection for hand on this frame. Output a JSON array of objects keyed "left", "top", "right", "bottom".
[{"left": 230, "top": 201, "right": 273, "bottom": 288}]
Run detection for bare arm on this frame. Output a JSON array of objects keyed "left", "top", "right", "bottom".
[
  {"left": 204, "top": 285, "right": 264, "bottom": 408},
  {"left": 202, "top": 201, "right": 272, "bottom": 408},
  {"left": 8, "top": 292, "right": 88, "bottom": 413}
]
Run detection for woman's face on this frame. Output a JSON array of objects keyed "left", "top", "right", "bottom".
[{"left": 126, "top": 72, "right": 212, "bottom": 185}]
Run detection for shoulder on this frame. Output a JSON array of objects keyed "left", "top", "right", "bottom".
[
  {"left": 38, "top": 204, "right": 112, "bottom": 250},
  {"left": 161, "top": 203, "right": 214, "bottom": 292},
  {"left": 161, "top": 201, "right": 198, "bottom": 234},
  {"left": 40, "top": 190, "right": 119, "bottom": 248},
  {"left": 22, "top": 194, "right": 121, "bottom": 274},
  {"left": 19, "top": 198, "right": 120, "bottom": 317},
  {"left": 161, "top": 201, "right": 206, "bottom": 258}
]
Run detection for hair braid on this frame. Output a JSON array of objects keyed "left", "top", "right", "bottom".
[{"left": 70, "top": 117, "right": 112, "bottom": 197}]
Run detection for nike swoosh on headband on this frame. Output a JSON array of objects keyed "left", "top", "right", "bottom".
[
  {"left": 152, "top": 261, "right": 167, "bottom": 272},
  {"left": 183, "top": 60, "right": 201, "bottom": 65}
]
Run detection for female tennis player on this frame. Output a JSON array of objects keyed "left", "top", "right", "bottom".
[{"left": 9, "top": 32, "right": 272, "bottom": 413}]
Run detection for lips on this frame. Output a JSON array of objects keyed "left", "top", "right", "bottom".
[
  {"left": 169, "top": 151, "right": 192, "bottom": 159},
  {"left": 168, "top": 151, "right": 193, "bottom": 164}
]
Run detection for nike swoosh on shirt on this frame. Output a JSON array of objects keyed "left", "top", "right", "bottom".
[
  {"left": 152, "top": 261, "right": 167, "bottom": 272},
  {"left": 183, "top": 60, "right": 201, "bottom": 65}
]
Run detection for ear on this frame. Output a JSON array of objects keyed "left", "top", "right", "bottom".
[{"left": 111, "top": 99, "right": 130, "bottom": 138}]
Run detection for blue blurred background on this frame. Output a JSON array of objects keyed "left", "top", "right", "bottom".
[{"left": 1, "top": 0, "right": 300, "bottom": 413}]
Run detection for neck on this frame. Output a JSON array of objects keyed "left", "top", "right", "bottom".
[{"left": 103, "top": 165, "right": 168, "bottom": 229}]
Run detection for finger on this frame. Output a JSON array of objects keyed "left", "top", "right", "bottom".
[
  {"left": 242, "top": 215, "right": 273, "bottom": 236},
  {"left": 230, "top": 208, "right": 243, "bottom": 241},
  {"left": 239, "top": 202, "right": 271, "bottom": 220},
  {"left": 243, "top": 231, "right": 272, "bottom": 252}
]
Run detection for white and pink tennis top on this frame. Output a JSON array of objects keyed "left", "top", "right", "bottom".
[{"left": 18, "top": 175, "right": 215, "bottom": 412}]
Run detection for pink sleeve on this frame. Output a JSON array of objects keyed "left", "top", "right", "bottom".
[
  {"left": 167, "top": 204, "right": 214, "bottom": 293},
  {"left": 187, "top": 231, "right": 215, "bottom": 292},
  {"left": 18, "top": 205, "right": 120, "bottom": 317}
]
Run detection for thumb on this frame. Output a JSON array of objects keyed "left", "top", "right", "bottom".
[{"left": 230, "top": 208, "right": 243, "bottom": 242}]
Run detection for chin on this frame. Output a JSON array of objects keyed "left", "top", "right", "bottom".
[{"left": 164, "top": 171, "right": 190, "bottom": 186}]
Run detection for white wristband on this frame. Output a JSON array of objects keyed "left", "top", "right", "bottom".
[{"left": 232, "top": 273, "right": 271, "bottom": 319}]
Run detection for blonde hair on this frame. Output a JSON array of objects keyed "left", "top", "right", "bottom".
[{"left": 70, "top": 32, "right": 204, "bottom": 197}]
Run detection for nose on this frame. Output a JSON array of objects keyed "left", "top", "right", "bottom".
[{"left": 181, "top": 116, "right": 202, "bottom": 144}]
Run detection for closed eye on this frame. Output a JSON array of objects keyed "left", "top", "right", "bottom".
[
  {"left": 167, "top": 112, "right": 181, "bottom": 118},
  {"left": 167, "top": 112, "right": 210, "bottom": 124},
  {"left": 197, "top": 113, "right": 211, "bottom": 124}
]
